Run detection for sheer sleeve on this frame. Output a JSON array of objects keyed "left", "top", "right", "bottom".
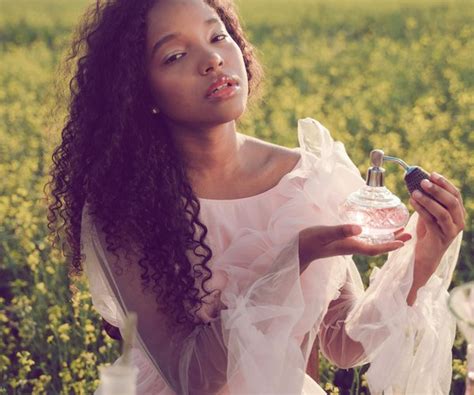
[
  {"left": 317, "top": 259, "right": 366, "bottom": 369},
  {"left": 80, "top": 204, "right": 229, "bottom": 395},
  {"left": 317, "top": 219, "right": 462, "bottom": 395},
  {"left": 343, "top": 212, "right": 463, "bottom": 394}
]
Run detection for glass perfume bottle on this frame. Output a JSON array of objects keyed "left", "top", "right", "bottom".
[
  {"left": 98, "top": 312, "right": 138, "bottom": 395},
  {"left": 339, "top": 150, "right": 410, "bottom": 244},
  {"left": 448, "top": 282, "right": 474, "bottom": 395}
]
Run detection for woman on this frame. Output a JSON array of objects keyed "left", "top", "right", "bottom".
[{"left": 46, "top": 0, "right": 465, "bottom": 393}]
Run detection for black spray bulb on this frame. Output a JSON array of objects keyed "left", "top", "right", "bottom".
[{"left": 379, "top": 152, "right": 444, "bottom": 207}]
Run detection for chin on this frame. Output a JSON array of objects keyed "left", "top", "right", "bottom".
[
  {"left": 217, "top": 102, "right": 246, "bottom": 120},
  {"left": 187, "top": 101, "right": 247, "bottom": 125},
  {"left": 163, "top": 95, "right": 248, "bottom": 126}
]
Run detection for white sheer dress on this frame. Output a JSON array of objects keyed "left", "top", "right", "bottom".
[{"left": 80, "top": 118, "right": 462, "bottom": 395}]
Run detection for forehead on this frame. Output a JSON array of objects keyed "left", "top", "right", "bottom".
[{"left": 147, "top": 0, "right": 219, "bottom": 34}]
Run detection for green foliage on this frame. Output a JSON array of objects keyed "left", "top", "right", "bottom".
[{"left": 1, "top": 0, "right": 472, "bottom": 393}]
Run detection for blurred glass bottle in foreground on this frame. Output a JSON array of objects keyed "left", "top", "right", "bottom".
[
  {"left": 448, "top": 282, "right": 474, "bottom": 395},
  {"left": 97, "top": 312, "right": 138, "bottom": 395},
  {"left": 339, "top": 149, "right": 410, "bottom": 244}
]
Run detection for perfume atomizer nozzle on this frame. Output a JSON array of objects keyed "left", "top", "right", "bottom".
[{"left": 369, "top": 149, "right": 443, "bottom": 206}]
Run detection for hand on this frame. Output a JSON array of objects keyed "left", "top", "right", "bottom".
[
  {"left": 298, "top": 224, "right": 411, "bottom": 273},
  {"left": 409, "top": 172, "right": 466, "bottom": 288}
]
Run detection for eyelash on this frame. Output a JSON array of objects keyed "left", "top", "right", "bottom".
[{"left": 164, "top": 34, "right": 228, "bottom": 65}]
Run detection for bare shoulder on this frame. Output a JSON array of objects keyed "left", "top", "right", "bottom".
[{"left": 241, "top": 133, "right": 301, "bottom": 173}]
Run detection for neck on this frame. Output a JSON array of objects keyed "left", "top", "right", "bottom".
[{"left": 161, "top": 118, "right": 246, "bottom": 180}]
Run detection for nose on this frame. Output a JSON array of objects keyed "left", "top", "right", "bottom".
[{"left": 199, "top": 51, "right": 224, "bottom": 75}]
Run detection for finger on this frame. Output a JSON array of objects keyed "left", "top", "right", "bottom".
[
  {"left": 394, "top": 227, "right": 405, "bottom": 236},
  {"left": 412, "top": 190, "right": 457, "bottom": 237},
  {"left": 395, "top": 232, "right": 412, "bottom": 243},
  {"left": 409, "top": 195, "right": 450, "bottom": 241},
  {"left": 409, "top": 196, "right": 436, "bottom": 225},
  {"left": 431, "top": 172, "right": 466, "bottom": 223},
  {"left": 355, "top": 240, "right": 405, "bottom": 256},
  {"left": 394, "top": 228, "right": 413, "bottom": 241},
  {"left": 431, "top": 172, "right": 463, "bottom": 206},
  {"left": 316, "top": 224, "right": 362, "bottom": 245},
  {"left": 421, "top": 178, "right": 465, "bottom": 227},
  {"left": 328, "top": 237, "right": 404, "bottom": 257}
]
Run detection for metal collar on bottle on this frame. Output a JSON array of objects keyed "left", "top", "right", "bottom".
[
  {"left": 366, "top": 166, "right": 385, "bottom": 186},
  {"left": 366, "top": 149, "right": 385, "bottom": 186}
]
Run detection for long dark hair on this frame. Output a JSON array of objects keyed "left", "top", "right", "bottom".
[{"left": 44, "top": 0, "right": 264, "bottom": 334}]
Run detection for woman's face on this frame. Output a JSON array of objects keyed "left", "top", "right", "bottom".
[{"left": 145, "top": 0, "right": 249, "bottom": 127}]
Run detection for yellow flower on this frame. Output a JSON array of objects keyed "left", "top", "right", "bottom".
[
  {"left": 35, "top": 282, "right": 47, "bottom": 294},
  {"left": 85, "top": 332, "right": 97, "bottom": 345},
  {"left": 58, "top": 323, "right": 71, "bottom": 342},
  {"left": 16, "top": 187, "right": 28, "bottom": 197},
  {"left": 0, "top": 354, "right": 11, "bottom": 372},
  {"left": 48, "top": 305, "right": 62, "bottom": 324},
  {"left": 59, "top": 333, "right": 70, "bottom": 342},
  {"left": 58, "top": 368, "right": 72, "bottom": 383},
  {"left": 58, "top": 323, "right": 70, "bottom": 333},
  {"left": 324, "top": 381, "right": 340, "bottom": 394},
  {"left": 45, "top": 265, "right": 55, "bottom": 275},
  {"left": 85, "top": 322, "right": 95, "bottom": 333},
  {"left": 27, "top": 252, "right": 40, "bottom": 271},
  {"left": 32, "top": 374, "right": 52, "bottom": 395},
  {"left": 405, "top": 16, "right": 417, "bottom": 30},
  {"left": 82, "top": 352, "right": 97, "bottom": 365},
  {"left": 47, "top": 335, "right": 54, "bottom": 343},
  {"left": 16, "top": 350, "right": 35, "bottom": 373}
]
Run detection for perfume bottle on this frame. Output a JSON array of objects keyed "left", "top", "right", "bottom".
[
  {"left": 448, "top": 282, "right": 474, "bottom": 395},
  {"left": 339, "top": 150, "right": 410, "bottom": 244},
  {"left": 98, "top": 312, "right": 138, "bottom": 395}
]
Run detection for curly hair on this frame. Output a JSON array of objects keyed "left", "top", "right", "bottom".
[{"left": 44, "top": 0, "right": 264, "bottom": 335}]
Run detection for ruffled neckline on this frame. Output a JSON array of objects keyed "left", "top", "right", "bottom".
[{"left": 198, "top": 147, "right": 304, "bottom": 204}]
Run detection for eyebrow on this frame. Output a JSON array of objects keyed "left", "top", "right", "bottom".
[{"left": 151, "top": 17, "right": 221, "bottom": 58}]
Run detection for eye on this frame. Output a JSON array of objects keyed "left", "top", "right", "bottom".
[
  {"left": 164, "top": 53, "right": 185, "bottom": 65},
  {"left": 213, "top": 33, "right": 228, "bottom": 42}
]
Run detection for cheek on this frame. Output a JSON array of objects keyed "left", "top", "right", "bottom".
[
  {"left": 149, "top": 71, "right": 192, "bottom": 109},
  {"left": 230, "top": 44, "right": 249, "bottom": 85}
]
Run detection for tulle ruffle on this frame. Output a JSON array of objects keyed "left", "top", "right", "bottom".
[{"left": 345, "top": 210, "right": 462, "bottom": 394}]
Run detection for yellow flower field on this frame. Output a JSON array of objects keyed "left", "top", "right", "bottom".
[{"left": 0, "top": 0, "right": 472, "bottom": 393}]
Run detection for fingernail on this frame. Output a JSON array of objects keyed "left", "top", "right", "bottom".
[
  {"left": 421, "top": 179, "right": 432, "bottom": 189},
  {"left": 351, "top": 225, "right": 362, "bottom": 234},
  {"left": 413, "top": 190, "right": 422, "bottom": 198},
  {"left": 431, "top": 172, "right": 441, "bottom": 181}
]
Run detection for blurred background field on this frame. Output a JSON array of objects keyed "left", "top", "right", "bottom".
[{"left": 0, "top": 0, "right": 472, "bottom": 393}]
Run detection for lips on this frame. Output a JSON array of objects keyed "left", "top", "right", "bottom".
[{"left": 205, "top": 74, "right": 239, "bottom": 98}]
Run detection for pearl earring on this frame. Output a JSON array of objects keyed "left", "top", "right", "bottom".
[{"left": 152, "top": 107, "right": 160, "bottom": 114}]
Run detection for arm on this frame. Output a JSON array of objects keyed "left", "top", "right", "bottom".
[
  {"left": 406, "top": 173, "right": 466, "bottom": 306},
  {"left": 82, "top": 209, "right": 229, "bottom": 395},
  {"left": 294, "top": 117, "right": 464, "bottom": 393},
  {"left": 318, "top": 274, "right": 367, "bottom": 369}
]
